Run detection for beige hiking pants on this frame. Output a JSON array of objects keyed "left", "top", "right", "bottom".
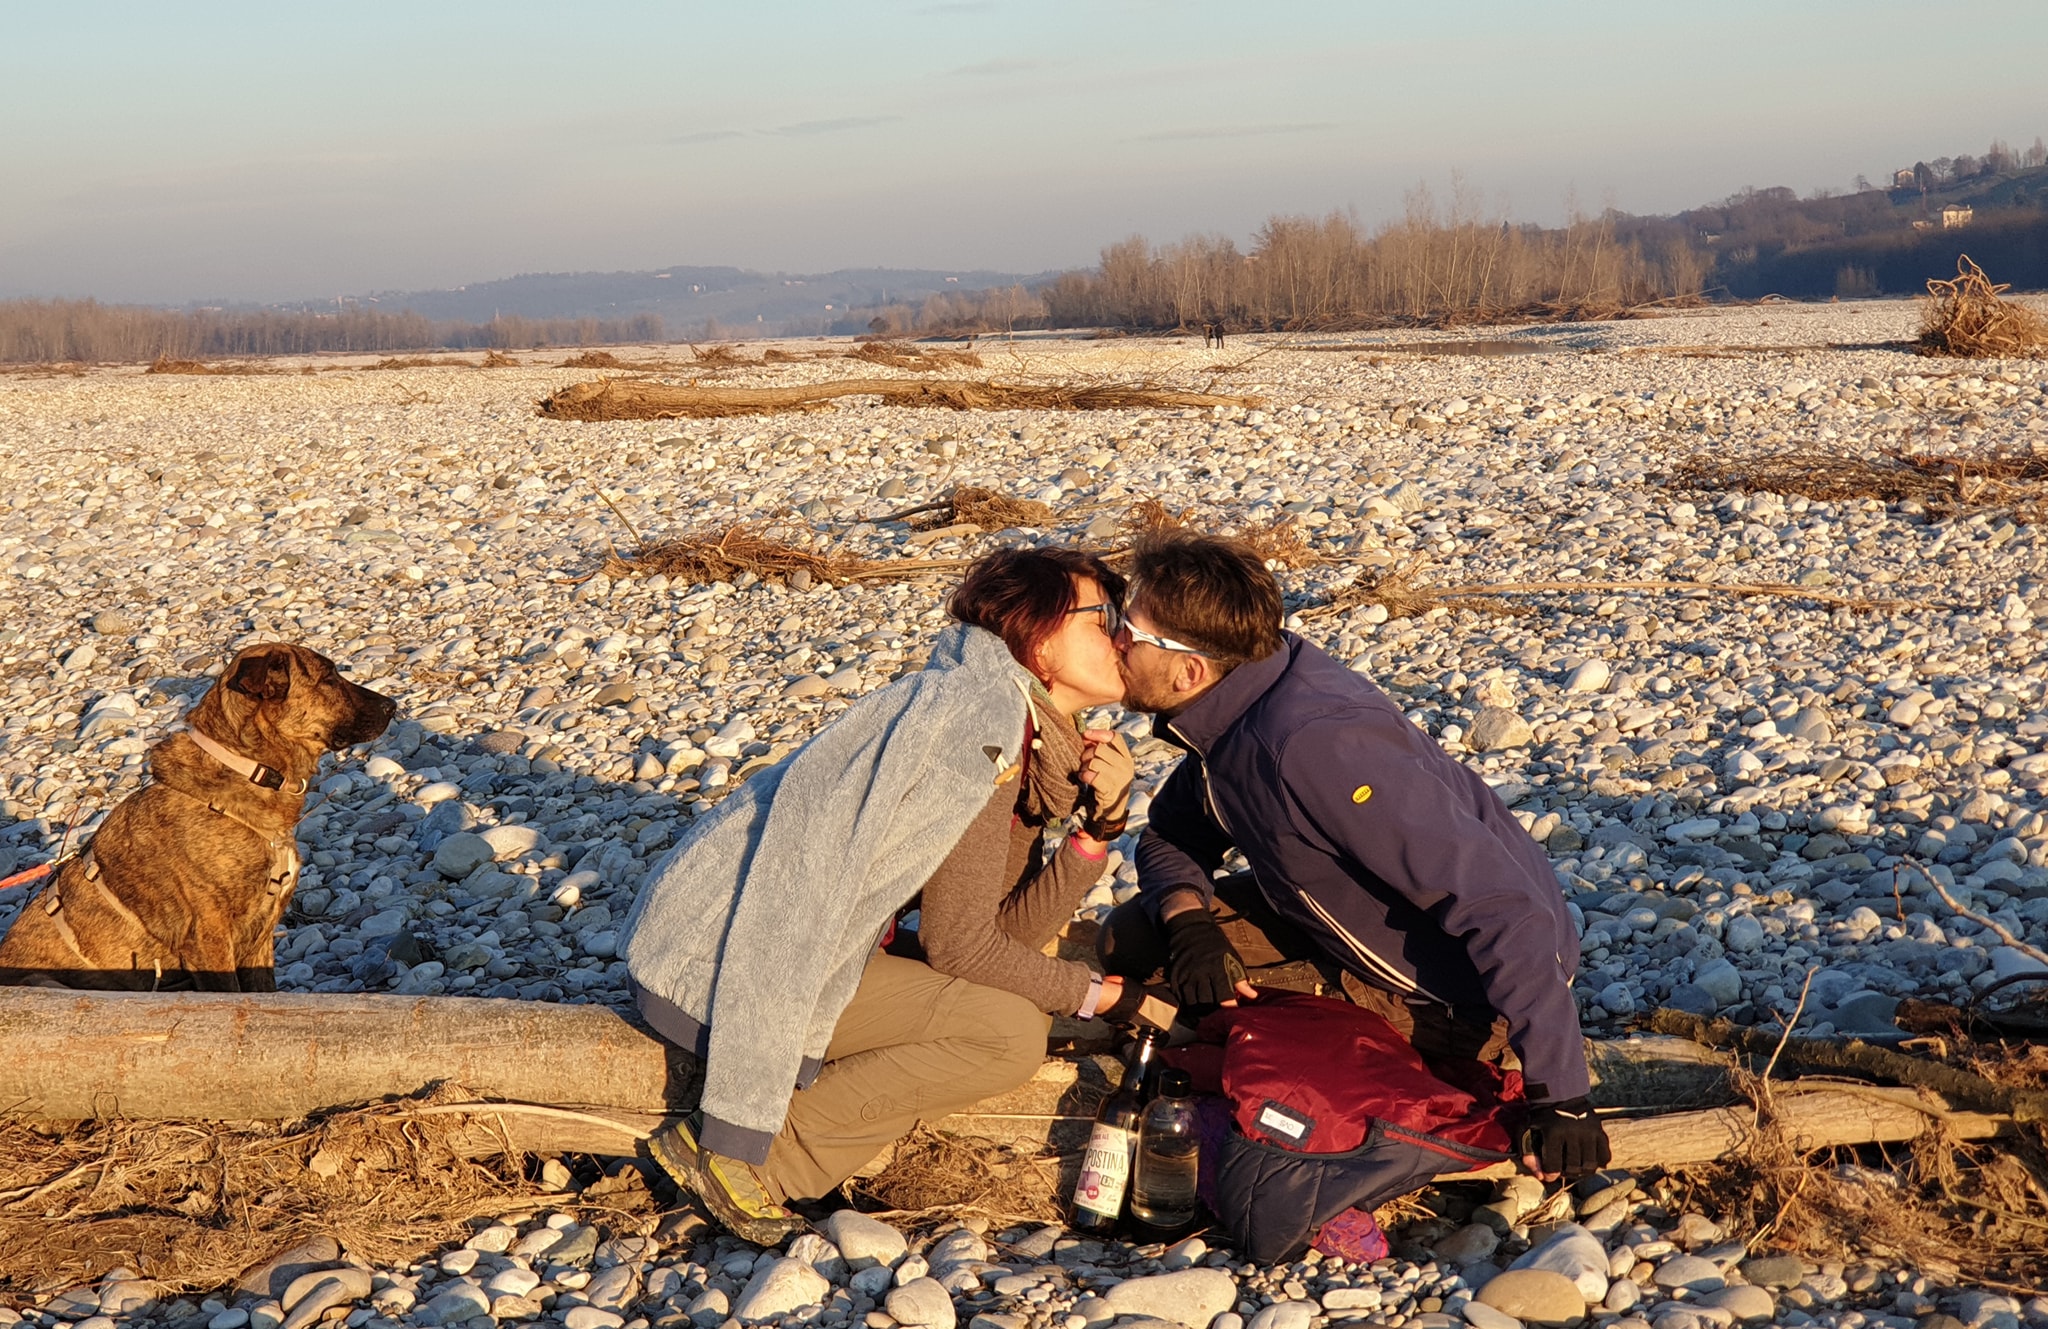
[{"left": 761, "top": 950, "right": 1052, "bottom": 1202}]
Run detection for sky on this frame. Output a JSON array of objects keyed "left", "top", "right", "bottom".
[{"left": 3, "top": 0, "right": 2045, "bottom": 305}]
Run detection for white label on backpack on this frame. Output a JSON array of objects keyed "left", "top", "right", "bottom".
[
  {"left": 1072, "top": 1122, "right": 1135, "bottom": 1220},
  {"left": 1257, "top": 1101, "right": 1313, "bottom": 1141}
]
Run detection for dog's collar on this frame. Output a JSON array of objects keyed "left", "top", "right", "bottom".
[{"left": 184, "top": 726, "right": 310, "bottom": 796}]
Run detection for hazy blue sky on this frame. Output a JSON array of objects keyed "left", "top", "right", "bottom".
[{"left": 4, "top": 1, "right": 2043, "bottom": 304}]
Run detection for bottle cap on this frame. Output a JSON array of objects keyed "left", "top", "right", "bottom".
[{"left": 1157, "top": 1068, "right": 1192, "bottom": 1098}]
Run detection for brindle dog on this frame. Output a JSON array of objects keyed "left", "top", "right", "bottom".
[{"left": 0, "top": 643, "right": 395, "bottom": 991}]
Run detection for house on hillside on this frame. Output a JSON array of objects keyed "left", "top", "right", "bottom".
[
  {"left": 1894, "top": 168, "right": 1918, "bottom": 188},
  {"left": 1942, "top": 205, "right": 1975, "bottom": 229}
]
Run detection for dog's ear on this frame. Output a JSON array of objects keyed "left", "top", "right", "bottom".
[{"left": 224, "top": 649, "right": 293, "bottom": 702}]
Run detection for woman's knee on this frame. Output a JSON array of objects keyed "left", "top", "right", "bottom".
[{"left": 957, "top": 987, "right": 1052, "bottom": 1088}]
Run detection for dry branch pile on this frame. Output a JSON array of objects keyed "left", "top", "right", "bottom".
[
  {"left": 1123, "top": 499, "right": 1316, "bottom": 567},
  {"left": 536, "top": 378, "right": 1262, "bottom": 422},
  {"left": 0, "top": 1090, "right": 621, "bottom": 1297},
  {"left": 882, "top": 487, "right": 1057, "bottom": 531},
  {"left": 602, "top": 525, "right": 969, "bottom": 588},
  {"left": 691, "top": 344, "right": 752, "bottom": 367},
  {"left": 558, "top": 351, "right": 627, "bottom": 369},
  {"left": 847, "top": 1127, "right": 1064, "bottom": 1223},
  {"left": 1918, "top": 256, "right": 2048, "bottom": 359},
  {"left": 1649, "top": 1008, "right": 2048, "bottom": 1286},
  {"left": 479, "top": 350, "right": 520, "bottom": 368},
  {"left": 846, "top": 343, "right": 985, "bottom": 371},
  {"left": 1670, "top": 446, "right": 2048, "bottom": 524},
  {"left": 145, "top": 356, "right": 275, "bottom": 376}
]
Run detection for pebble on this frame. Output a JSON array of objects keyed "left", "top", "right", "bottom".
[{"left": 825, "top": 1210, "right": 912, "bottom": 1268}]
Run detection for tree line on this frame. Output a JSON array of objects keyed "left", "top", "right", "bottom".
[
  {"left": 0, "top": 300, "right": 664, "bottom": 365},
  {"left": 837, "top": 192, "right": 1707, "bottom": 336}
]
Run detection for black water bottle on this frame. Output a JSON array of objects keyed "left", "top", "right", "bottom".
[{"left": 1068, "top": 1027, "right": 1164, "bottom": 1233}]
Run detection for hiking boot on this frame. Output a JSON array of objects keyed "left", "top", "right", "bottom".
[{"left": 646, "top": 1117, "right": 803, "bottom": 1246}]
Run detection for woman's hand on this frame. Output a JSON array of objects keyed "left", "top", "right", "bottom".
[{"left": 1077, "top": 729, "right": 1135, "bottom": 840}]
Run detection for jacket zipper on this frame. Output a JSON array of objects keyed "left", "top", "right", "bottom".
[{"left": 1166, "top": 721, "right": 1449, "bottom": 1006}]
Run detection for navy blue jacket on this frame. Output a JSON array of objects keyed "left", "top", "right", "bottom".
[{"left": 1136, "top": 633, "right": 1590, "bottom": 1101}]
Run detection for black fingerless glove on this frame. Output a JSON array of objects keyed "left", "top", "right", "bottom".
[
  {"left": 1163, "top": 909, "right": 1247, "bottom": 1010},
  {"left": 1521, "top": 1097, "right": 1612, "bottom": 1180}
]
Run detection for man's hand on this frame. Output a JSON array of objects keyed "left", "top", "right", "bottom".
[
  {"left": 1520, "top": 1098, "right": 1611, "bottom": 1181},
  {"left": 1077, "top": 729, "right": 1135, "bottom": 840},
  {"left": 1162, "top": 908, "right": 1249, "bottom": 1010}
]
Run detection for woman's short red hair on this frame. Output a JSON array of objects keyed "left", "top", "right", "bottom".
[{"left": 949, "top": 546, "right": 1126, "bottom": 676}]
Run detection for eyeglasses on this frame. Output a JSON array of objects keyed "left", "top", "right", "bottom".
[
  {"left": 1069, "top": 600, "right": 1214, "bottom": 657},
  {"left": 1067, "top": 601, "right": 1124, "bottom": 638}
]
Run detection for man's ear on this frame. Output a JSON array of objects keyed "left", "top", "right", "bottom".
[
  {"left": 1175, "top": 653, "right": 1212, "bottom": 696},
  {"left": 224, "top": 649, "right": 293, "bottom": 702}
]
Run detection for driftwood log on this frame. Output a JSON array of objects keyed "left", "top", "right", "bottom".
[
  {"left": 535, "top": 377, "right": 1264, "bottom": 422},
  {"left": 0, "top": 989, "right": 2013, "bottom": 1169}
]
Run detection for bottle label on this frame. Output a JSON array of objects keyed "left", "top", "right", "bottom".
[{"left": 1071, "top": 1122, "right": 1135, "bottom": 1219}]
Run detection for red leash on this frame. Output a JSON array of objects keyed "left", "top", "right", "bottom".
[{"left": 0, "top": 862, "right": 53, "bottom": 891}]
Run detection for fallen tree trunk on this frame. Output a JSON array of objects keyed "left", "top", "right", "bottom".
[
  {"left": 534, "top": 377, "right": 1264, "bottom": 421},
  {"left": 0, "top": 990, "right": 2007, "bottom": 1171},
  {"left": 0, "top": 987, "right": 689, "bottom": 1122}
]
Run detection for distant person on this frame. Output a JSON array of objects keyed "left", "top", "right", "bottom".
[
  {"left": 1098, "top": 534, "right": 1610, "bottom": 1180},
  {"left": 1206, "top": 320, "right": 1226, "bottom": 349},
  {"left": 622, "top": 547, "right": 1141, "bottom": 1241}
]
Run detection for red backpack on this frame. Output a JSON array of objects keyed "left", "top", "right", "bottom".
[{"left": 1168, "top": 990, "right": 1527, "bottom": 1262}]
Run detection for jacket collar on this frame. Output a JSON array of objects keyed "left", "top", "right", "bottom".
[{"left": 1160, "top": 632, "right": 1300, "bottom": 756}]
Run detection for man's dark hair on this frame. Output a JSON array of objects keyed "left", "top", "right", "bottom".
[
  {"left": 949, "top": 546, "right": 1126, "bottom": 674},
  {"left": 1128, "top": 533, "right": 1284, "bottom": 671}
]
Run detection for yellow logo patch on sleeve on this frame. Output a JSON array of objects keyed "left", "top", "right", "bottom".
[{"left": 1351, "top": 784, "right": 1374, "bottom": 804}]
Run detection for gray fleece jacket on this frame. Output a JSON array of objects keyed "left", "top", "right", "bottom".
[{"left": 619, "top": 623, "right": 1035, "bottom": 1164}]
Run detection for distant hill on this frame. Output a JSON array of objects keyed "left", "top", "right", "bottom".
[
  {"left": 325, "top": 264, "right": 1057, "bottom": 338},
  {"left": 1661, "top": 162, "right": 2048, "bottom": 299}
]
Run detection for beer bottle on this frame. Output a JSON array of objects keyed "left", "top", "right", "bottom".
[{"left": 1068, "top": 1026, "right": 1164, "bottom": 1233}]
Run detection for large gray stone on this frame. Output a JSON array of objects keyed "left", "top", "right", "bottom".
[
  {"left": 926, "top": 1229, "right": 990, "bottom": 1272},
  {"left": 1652, "top": 1255, "right": 1725, "bottom": 1294},
  {"left": 886, "top": 1277, "right": 957, "bottom": 1329},
  {"left": 1101, "top": 1269, "right": 1238, "bottom": 1328},
  {"left": 277, "top": 1276, "right": 369, "bottom": 1329},
  {"left": 1469, "top": 707, "right": 1535, "bottom": 752},
  {"left": 1477, "top": 1270, "right": 1586, "bottom": 1326},
  {"left": 234, "top": 1236, "right": 342, "bottom": 1301},
  {"left": 1436, "top": 1223, "right": 1503, "bottom": 1265},
  {"left": 1563, "top": 660, "right": 1612, "bottom": 695},
  {"left": 1463, "top": 1302, "right": 1526, "bottom": 1329},
  {"left": 1736, "top": 1255, "right": 1805, "bottom": 1289},
  {"left": 583, "top": 1264, "right": 641, "bottom": 1311},
  {"left": 734, "top": 1258, "right": 831, "bottom": 1322},
  {"left": 1247, "top": 1302, "right": 1315, "bottom": 1329},
  {"left": 431, "top": 831, "right": 494, "bottom": 878},
  {"left": 279, "top": 1269, "right": 370, "bottom": 1313},
  {"left": 823, "top": 1210, "right": 909, "bottom": 1269},
  {"left": 416, "top": 1282, "right": 491, "bottom": 1326},
  {"left": 1509, "top": 1223, "right": 1609, "bottom": 1302},
  {"left": 1696, "top": 1286, "right": 1775, "bottom": 1322}
]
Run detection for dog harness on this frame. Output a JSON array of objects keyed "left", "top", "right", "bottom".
[{"left": 29, "top": 727, "right": 304, "bottom": 984}]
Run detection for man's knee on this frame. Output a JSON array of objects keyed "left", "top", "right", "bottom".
[{"left": 1097, "top": 898, "right": 1168, "bottom": 978}]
